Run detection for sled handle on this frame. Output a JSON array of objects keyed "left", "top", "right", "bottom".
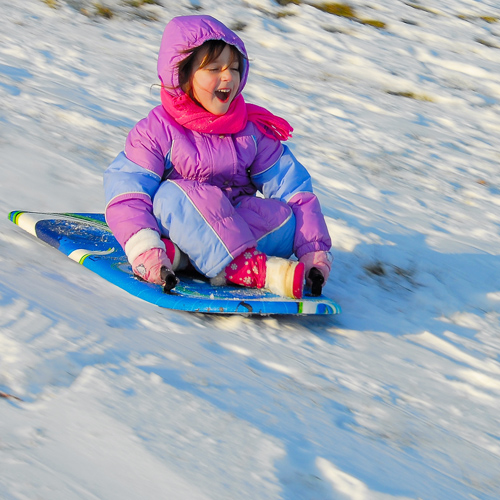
[
  {"left": 161, "top": 266, "right": 179, "bottom": 293},
  {"left": 309, "top": 267, "right": 324, "bottom": 297}
]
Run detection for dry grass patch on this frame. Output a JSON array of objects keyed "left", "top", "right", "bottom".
[
  {"left": 386, "top": 90, "right": 434, "bottom": 102},
  {"left": 275, "top": 1, "right": 386, "bottom": 28},
  {"left": 93, "top": 3, "right": 114, "bottom": 18}
]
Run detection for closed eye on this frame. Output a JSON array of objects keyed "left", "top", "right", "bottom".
[{"left": 205, "top": 65, "right": 239, "bottom": 73}]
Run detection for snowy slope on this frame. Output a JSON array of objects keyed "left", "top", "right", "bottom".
[{"left": 2, "top": 0, "right": 500, "bottom": 498}]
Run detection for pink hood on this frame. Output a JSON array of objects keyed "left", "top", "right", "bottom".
[{"left": 157, "top": 15, "right": 249, "bottom": 98}]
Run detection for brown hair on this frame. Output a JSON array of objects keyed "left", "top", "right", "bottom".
[{"left": 177, "top": 40, "right": 244, "bottom": 98}]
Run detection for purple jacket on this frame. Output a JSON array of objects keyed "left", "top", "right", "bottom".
[{"left": 104, "top": 15, "right": 331, "bottom": 276}]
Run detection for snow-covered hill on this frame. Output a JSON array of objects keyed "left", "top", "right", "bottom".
[{"left": 2, "top": 0, "right": 500, "bottom": 498}]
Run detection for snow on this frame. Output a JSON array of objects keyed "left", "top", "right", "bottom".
[{"left": 2, "top": 0, "right": 500, "bottom": 498}]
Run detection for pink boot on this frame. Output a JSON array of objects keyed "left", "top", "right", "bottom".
[
  {"left": 161, "top": 237, "right": 189, "bottom": 272},
  {"left": 213, "top": 247, "right": 305, "bottom": 299}
]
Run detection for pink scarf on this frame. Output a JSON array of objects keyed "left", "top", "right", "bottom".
[{"left": 161, "top": 88, "right": 293, "bottom": 141}]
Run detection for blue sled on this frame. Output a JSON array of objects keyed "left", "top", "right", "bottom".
[{"left": 9, "top": 211, "right": 341, "bottom": 316}]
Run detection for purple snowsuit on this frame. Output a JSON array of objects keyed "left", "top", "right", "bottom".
[{"left": 104, "top": 15, "right": 331, "bottom": 278}]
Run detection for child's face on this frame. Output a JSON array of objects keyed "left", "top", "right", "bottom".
[{"left": 190, "top": 45, "right": 241, "bottom": 115}]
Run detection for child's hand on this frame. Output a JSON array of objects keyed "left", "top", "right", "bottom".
[
  {"left": 299, "top": 251, "right": 332, "bottom": 288},
  {"left": 132, "top": 248, "right": 177, "bottom": 287}
]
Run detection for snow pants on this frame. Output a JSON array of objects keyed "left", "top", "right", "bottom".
[{"left": 153, "top": 179, "right": 295, "bottom": 278}]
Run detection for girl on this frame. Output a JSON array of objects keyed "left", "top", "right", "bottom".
[{"left": 104, "top": 15, "right": 332, "bottom": 299}]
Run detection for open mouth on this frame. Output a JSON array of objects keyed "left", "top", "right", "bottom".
[{"left": 215, "top": 89, "right": 231, "bottom": 103}]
